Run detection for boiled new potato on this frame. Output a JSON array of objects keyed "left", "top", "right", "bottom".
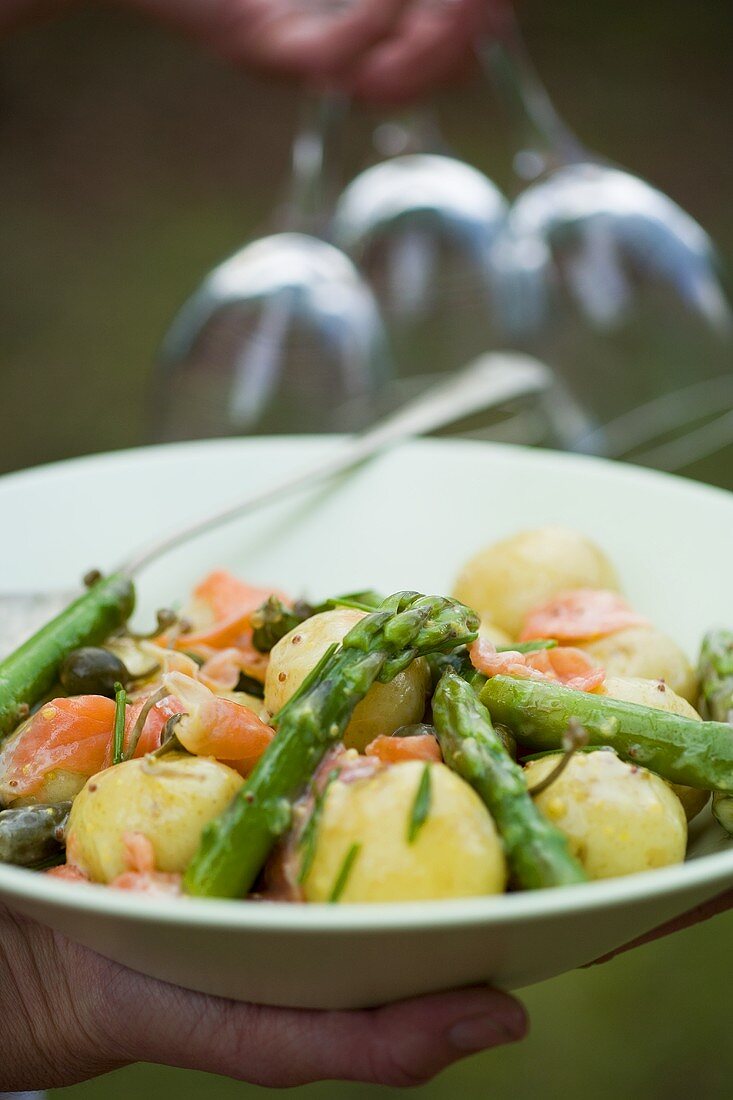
[
  {"left": 479, "top": 619, "right": 513, "bottom": 647},
  {"left": 66, "top": 753, "right": 243, "bottom": 883},
  {"left": 9, "top": 768, "right": 87, "bottom": 808},
  {"left": 265, "top": 609, "right": 430, "bottom": 752},
  {"left": 453, "top": 526, "right": 619, "bottom": 636},
  {"left": 602, "top": 675, "right": 709, "bottom": 821},
  {"left": 302, "top": 761, "right": 507, "bottom": 903},
  {"left": 583, "top": 626, "right": 696, "bottom": 702},
  {"left": 603, "top": 674, "right": 699, "bottom": 719},
  {"left": 524, "top": 750, "right": 687, "bottom": 879},
  {"left": 218, "top": 690, "right": 271, "bottom": 721}
]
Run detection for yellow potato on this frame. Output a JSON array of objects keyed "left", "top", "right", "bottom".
[
  {"left": 453, "top": 526, "right": 619, "bottom": 636},
  {"left": 602, "top": 674, "right": 699, "bottom": 719},
  {"left": 524, "top": 751, "right": 687, "bottom": 879},
  {"left": 670, "top": 783, "right": 711, "bottom": 824},
  {"left": 264, "top": 609, "right": 429, "bottom": 752},
  {"left": 8, "top": 769, "right": 87, "bottom": 808},
  {"left": 303, "top": 761, "right": 507, "bottom": 903},
  {"left": 479, "top": 619, "right": 513, "bottom": 647},
  {"left": 602, "top": 675, "right": 709, "bottom": 821},
  {"left": 66, "top": 753, "right": 243, "bottom": 883},
  {"left": 584, "top": 626, "right": 696, "bottom": 702},
  {"left": 217, "top": 691, "right": 270, "bottom": 721}
]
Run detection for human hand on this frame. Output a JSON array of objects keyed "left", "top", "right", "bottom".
[
  {"left": 0, "top": 900, "right": 526, "bottom": 1092},
  {"left": 120, "top": 0, "right": 490, "bottom": 104},
  {"left": 588, "top": 887, "right": 733, "bottom": 967}
]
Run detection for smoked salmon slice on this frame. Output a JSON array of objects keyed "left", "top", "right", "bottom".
[
  {"left": 193, "top": 570, "right": 284, "bottom": 623},
  {"left": 0, "top": 692, "right": 186, "bottom": 800},
  {"left": 162, "top": 671, "right": 274, "bottom": 776},
  {"left": 519, "top": 588, "right": 648, "bottom": 643},
  {"left": 197, "top": 644, "right": 269, "bottom": 689},
  {"left": 365, "top": 734, "right": 442, "bottom": 764},
  {"left": 109, "top": 832, "right": 182, "bottom": 896},
  {"left": 470, "top": 638, "right": 605, "bottom": 693},
  {"left": 161, "top": 571, "right": 287, "bottom": 662},
  {"left": 0, "top": 696, "right": 116, "bottom": 799}
]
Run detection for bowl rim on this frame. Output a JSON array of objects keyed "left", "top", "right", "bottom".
[
  {"left": 3, "top": 432, "right": 733, "bottom": 512},
  {"left": 1, "top": 842, "right": 732, "bottom": 932},
  {"left": 1, "top": 435, "right": 732, "bottom": 933}
]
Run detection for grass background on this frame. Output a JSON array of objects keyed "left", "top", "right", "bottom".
[{"left": 0, "top": 2, "right": 731, "bottom": 1097}]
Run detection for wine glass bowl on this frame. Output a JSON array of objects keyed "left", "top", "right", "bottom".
[
  {"left": 154, "top": 233, "right": 391, "bottom": 439},
  {"left": 507, "top": 164, "right": 731, "bottom": 332},
  {"left": 152, "top": 86, "right": 394, "bottom": 442},
  {"left": 480, "top": 6, "right": 731, "bottom": 336},
  {"left": 333, "top": 154, "right": 506, "bottom": 317},
  {"left": 332, "top": 153, "right": 550, "bottom": 376}
]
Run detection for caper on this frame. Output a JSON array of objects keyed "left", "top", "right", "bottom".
[{"left": 59, "top": 647, "right": 131, "bottom": 697}]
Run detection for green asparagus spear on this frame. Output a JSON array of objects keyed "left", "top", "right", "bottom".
[
  {"left": 698, "top": 631, "right": 733, "bottom": 724},
  {"left": 0, "top": 573, "right": 135, "bottom": 742},
  {"left": 697, "top": 631, "right": 733, "bottom": 832},
  {"left": 184, "top": 591, "right": 479, "bottom": 898},
  {"left": 0, "top": 802, "right": 71, "bottom": 866},
  {"left": 505, "top": 640, "right": 559, "bottom": 655},
  {"left": 427, "top": 649, "right": 524, "bottom": 755},
  {"left": 433, "top": 668, "right": 586, "bottom": 888},
  {"left": 427, "top": 646, "right": 489, "bottom": 696},
  {"left": 250, "top": 591, "right": 383, "bottom": 653},
  {"left": 481, "top": 675, "right": 733, "bottom": 792}
]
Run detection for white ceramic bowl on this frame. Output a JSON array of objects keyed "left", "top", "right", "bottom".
[{"left": 1, "top": 438, "right": 732, "bottom": 1009}]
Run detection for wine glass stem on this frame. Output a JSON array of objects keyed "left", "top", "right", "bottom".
[
  {"left": 478, "top": 3, "right": 585, "bottom": 177},
  {"left": 288, "top": 90, "right": 348, "bottom": 234}
]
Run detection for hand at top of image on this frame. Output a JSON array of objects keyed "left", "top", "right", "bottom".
[
  {"left": 0, "top": 0, "right": 489, "bottom": 103},
  {"left": 128, "top": 0, "right": 488, "bottom": 103}
]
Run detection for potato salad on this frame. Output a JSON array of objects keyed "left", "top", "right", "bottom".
[{"left": 1, "top": 526, "right": 732, "bottom": 904}]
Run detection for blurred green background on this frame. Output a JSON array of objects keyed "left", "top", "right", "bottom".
[{"left": 1, "top": 1, "right": 731, "bottom": 1097}]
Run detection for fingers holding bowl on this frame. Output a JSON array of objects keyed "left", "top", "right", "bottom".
[{"left": 0, "top": 901, "right": 526, "bottom": 1090}]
